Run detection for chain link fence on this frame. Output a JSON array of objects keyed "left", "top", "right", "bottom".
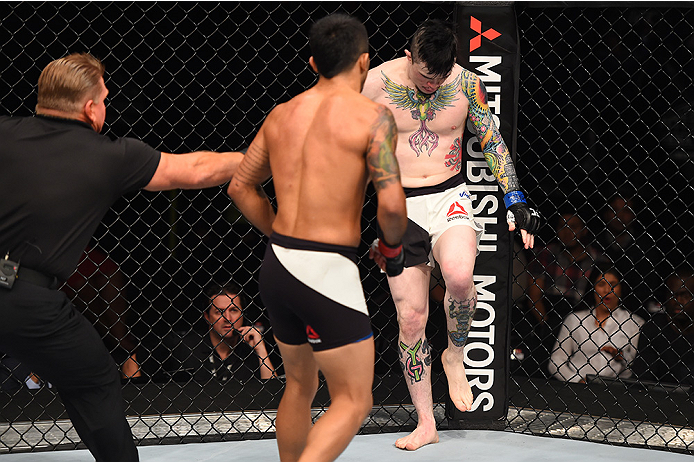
[
  {"left": 509, "top": 3, "right": 694, "bottom": 454},
  {"left": 1, "top": 1, "right": 693, "bottom": 456}
]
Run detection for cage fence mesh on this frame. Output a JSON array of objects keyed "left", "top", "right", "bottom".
[{"left": 1, "top": 1, "right": 693, "bottom": 456}]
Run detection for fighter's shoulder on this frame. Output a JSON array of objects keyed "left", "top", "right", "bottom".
[
  {"left": 364, "top": 58, "right": 405, "bottom": 91},
  {"left": 455, "top": 65, "right": 482, "bottom": 89},
  {"left": 362, "top": 100, "right": 397, "bottom": 138},
  {"left": 356, "top": 92, "right": 394, "bottom": 118},
  {"left": 260, "top": 98, "right": 296, "bottom": 130}
]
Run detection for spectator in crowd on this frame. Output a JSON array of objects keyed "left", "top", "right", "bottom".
[
  {"left": 162, "top": 282, "right": 277, "bottom": 382},
  {"left": 0, "top": 354, "right": 49, "bottom": 392},
  {"left": 528, "top": 210, "right": 602, "bottom": 334},
  {"left": 595, "top": 193, "right": 664, "bottom": 315},
  {"left": 2, "top": 245, "right": 142, "bottom": 390},
  {"left": 62, "top": 245, "right": 141, "bottom": 379},
  {"left": 632, "top": 266, "right": 694, "bottom": 386},
  {"left": 548, "top": 267, "right": 644, "bottom": 383}
]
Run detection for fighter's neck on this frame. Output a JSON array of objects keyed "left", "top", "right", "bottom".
[{"left": 315, "top": 73, "right": 362, "bottom": 93}]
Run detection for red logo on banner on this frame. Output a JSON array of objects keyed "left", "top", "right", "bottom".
[{"left": 469, "top": 16, "right": 501, "bottom": 51}]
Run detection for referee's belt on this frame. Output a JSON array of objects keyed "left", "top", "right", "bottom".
[{"left": 18, "top": 267, "right": 59, "bottom": 289}]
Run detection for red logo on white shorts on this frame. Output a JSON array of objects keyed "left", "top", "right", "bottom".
[{"left": 447, "top": 201, "right": 468, "bottom": 218}]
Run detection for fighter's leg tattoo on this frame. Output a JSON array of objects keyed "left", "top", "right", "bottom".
[
  {"left": 447, "top": 296, "right": 477, "bottom": 347},
  {"left": 399, "top": 338, "right": 432, "bottom": 384}
]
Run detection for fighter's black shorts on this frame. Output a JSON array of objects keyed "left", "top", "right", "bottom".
[{"left": 259, "top": 233, "right": 373, "bottom": 352}]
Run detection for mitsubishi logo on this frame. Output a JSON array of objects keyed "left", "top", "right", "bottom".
[{"left": 469, "top": 16, "right": 501, "bottom": 51}]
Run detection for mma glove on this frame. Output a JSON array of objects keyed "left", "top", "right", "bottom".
[
  {"left": 504, "top": 191, "right": 541, "bottom": 235},
  {"left": 377, "top": 239, "right": 405, "bottom": 277}
]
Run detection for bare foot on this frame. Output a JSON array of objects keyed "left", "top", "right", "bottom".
[
  {"left": 441, "top": 348, "right": 473, "bottom": 412},
  {"left": 395, "top": 425, "right": 439, "bottom": 450}
]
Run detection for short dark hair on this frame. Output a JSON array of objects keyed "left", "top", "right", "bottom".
[
  {"left": 586, "top": 264, "right": 626, "bottom": 308},
  {"left": 203, "top": 282, "right": 245, "bottom": 314},
  {"left": 309, "top": 14, "right": 368, "bottom": 79},
  {"left": 410, "top": 19, "right": 458, "bottom": 78}
]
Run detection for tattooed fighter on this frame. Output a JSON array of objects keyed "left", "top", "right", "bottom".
[
  {"left": 363, "top": 19, "right": 540, "bottom": 450},
  {"left": 228, "top": 14, "right": 407, "bottom": 462}
]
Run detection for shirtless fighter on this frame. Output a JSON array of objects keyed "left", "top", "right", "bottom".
[
  {"left": 228, "top": 14, "right": 407, "bottom": 462},
  {"left": 363, "top": 19, "right": 540, "bottom": 450}
]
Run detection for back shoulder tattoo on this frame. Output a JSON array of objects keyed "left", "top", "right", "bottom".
[{"left": 366, "top": 106, "right": 401, "bottom": 192}]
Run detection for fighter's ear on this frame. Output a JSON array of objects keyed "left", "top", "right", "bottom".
[
  {"left": 404, "top": 49, "right": 412, "bottom": 63},
  {"left": 309, "top": 56, "right": 318, "bottom": 73},
  {"left": 358, "top": 52, "right": 370, "bottom": 73}
]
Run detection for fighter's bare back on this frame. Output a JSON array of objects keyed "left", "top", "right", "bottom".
[{"left": 242, "top": 85, "right": 391, "bottom": 248}]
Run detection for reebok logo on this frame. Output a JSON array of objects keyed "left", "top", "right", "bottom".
[
  {"left": 469, "top": 16, "right": 501, "bottom": 52},
  {"left": 306, "top": 325, "right": 322, "bottom": 344},
  {"left": 447, "top": 201, "right": 468, "bottom": 218}
]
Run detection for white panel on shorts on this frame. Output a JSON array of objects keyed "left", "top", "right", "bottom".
[
  {"left": 406, "top": 182, "right": 484, "bottom": 265},
  {"left": 271, "top": 244, "right": 369, "bottom": 316}
]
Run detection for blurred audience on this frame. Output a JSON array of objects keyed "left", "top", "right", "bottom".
[
  {"left": 632, "top": 266, "right": 694, "bottom": 387},
  {"left": 548, "top": 267, "right": 644, "bottom": 383},
  {"left": 161, "top": 282, "right": 277, "bottom": 382},
  {"left": 528, "top": 211, "right": 602, "bottom": 333},
  {"left": 595, "top": 193, "right": 664, "bottom": 316},
  {"left": 61, "top": 245, "right": 141, "bottom": 379},
  {"left": 0, "top": 354, "right": 51, "bottom": 391}
]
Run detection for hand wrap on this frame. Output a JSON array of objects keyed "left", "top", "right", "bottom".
[
  {"left": 504, "top": 191, "right": 541, "bottom": 234},
  {"left": 378, "top": 239, "right": 405, "bottom": 277}
]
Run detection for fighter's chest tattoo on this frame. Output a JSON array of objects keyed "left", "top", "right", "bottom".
[{"left": 381, "top": 71, "right": 463, "bottom": 157}]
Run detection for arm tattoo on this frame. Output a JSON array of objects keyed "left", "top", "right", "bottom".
[
  {"left": 448, "top": 295, "right": 477, "bottom": 347},
  {"left": 234, "top": 142, "right": 271, "bottom": 187},
  {"left": 398, "top": 338, "right": 432, "bottom": 383},
  {"left": 462, "top": 71, "right": 520, "bottom": 193},
  {"left": 367, "top": 106, "right": 401, "bottom": 192}
]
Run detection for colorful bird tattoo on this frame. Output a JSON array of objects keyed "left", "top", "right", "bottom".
[{"left": 381, "top": 71, "right": 462, "bottom": 157}]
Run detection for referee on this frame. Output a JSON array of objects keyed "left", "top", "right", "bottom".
[{"left": 0, "top": 53, "right": 243, "bottom": 461}]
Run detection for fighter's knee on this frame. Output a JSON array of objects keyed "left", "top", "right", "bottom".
[
  {"left": 439, "top": 267, "right": 474, "bottom": 299},
  {"left": 333, "top": 390, "right": 372, "bottom": 424},
  {"left": 353, "top": 393, "right": 373, "bottom": 422},
  {"left": 397, "top": 309, "right": 428, "bottom": 336}
]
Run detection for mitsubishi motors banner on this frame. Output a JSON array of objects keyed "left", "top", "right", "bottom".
[{"left": 446, "top": 3, "right": 520, "bottom": 425}]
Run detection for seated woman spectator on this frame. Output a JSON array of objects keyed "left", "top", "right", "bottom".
[
  {"left": 632, "top": 266, "right": 694, "bottom": 387},
  {"left": 548, "top": 267, "right": 644, "bottom": 383},
  {"left": 162, "top": 282, "right": 277, "bottom": 382}
]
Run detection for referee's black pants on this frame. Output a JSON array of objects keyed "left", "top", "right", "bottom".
[{"left": 0, "top": 280, "right": 139, "bottom": 462}]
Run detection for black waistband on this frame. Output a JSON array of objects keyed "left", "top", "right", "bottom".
[
  {"left": 269, "top": 232, "right": 359, "bottom": 264},
  {"left": 18, "top": 267, "right": 59, "bottom": 289},
  {"left": 403, "top": 174, "right": 465, "bottom": 198}
]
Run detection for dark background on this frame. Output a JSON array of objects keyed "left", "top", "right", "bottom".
[{"left": 1, "top": 1, "right": 692, "bottom": 453}]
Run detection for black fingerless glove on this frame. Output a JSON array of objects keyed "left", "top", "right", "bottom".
[
  {"left": 504, "top": 191, "right": 541, "bottom": 234},
  {"left": 378, "top": 239, "right": 405, "bottom": 277}
]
